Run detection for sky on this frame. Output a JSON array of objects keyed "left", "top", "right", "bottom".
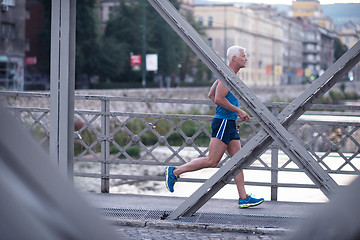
[{"left": 206, "top": 0, "right": 360, "bottom": 4}]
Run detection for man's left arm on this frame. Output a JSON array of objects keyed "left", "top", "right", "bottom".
[
  {"left": 215, "top": 81, "right": 249, "bottom": 122},
  {"left": 208, "top": 80, "right": 217, "bottom": 103}
]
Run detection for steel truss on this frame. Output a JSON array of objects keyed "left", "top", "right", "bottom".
[{"left": 147, "top": 0, "right": 360, "bottom": 220}]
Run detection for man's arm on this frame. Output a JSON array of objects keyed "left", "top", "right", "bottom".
[
  {"left": 208, "top": 80, "right": 217, "bottom": 103},
  {"left": 214, "top": 81, "right": 249, "bottom": 122}
]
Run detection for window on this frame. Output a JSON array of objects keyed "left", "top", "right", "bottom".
[
  {"left": 1, "top": 22, "right": 15, "bottom": 39},
  {"left": 208, "top": 16, "right": 213, "bottom": 27},
  {"left": 25, "top": 39, "right": 30, "bottom": 52},
  {"left": 198, "top": 16, "right": 203, "bottom": 26},
  {"left": 26, "top": 9, "right": 30, "bottom": 20},
  {"left": 2, "top": 0, "right": 15, "bottom": 7}
]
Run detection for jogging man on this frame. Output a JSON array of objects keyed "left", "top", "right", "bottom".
[{"left": 165, "top": 45, "right": 264, "bottom": 208}]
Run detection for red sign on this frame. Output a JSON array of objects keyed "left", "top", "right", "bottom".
[
  {"left": 297, "top": 68, "right": 303, "bottom": 77},
  {"left": 130, "top": 55, "right": 141, "bottom": 71},
  {"left": 25, "top": 57, "right": 37, "bottom": 65},
  {"left": 265, "top": 65, "right": 272, "bottom": 75}
]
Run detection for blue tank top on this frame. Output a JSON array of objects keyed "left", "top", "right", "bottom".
[{"left": 213, "top": 80, "right": 239, "bottom": 120}]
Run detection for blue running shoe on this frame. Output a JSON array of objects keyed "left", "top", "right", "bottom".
[
  {"left": 238, "top": 194, "right": 264, "bottom": 208},
  {"left": 165, "top": 166, "right": 179, "bottom": 193}
]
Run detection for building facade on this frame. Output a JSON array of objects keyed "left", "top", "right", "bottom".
[
  {"left": 0, "top": 0, "right": 26, "bottom": 90},
  {"left": 194, "top": 4, "right": 283, "bottom": 86},
  {"left": 291, "top": 0, "right": 322, "bottom": 18},
  {"left": 275, "top": 16, "right": 304, "bottom": 85},
  {"left": 291, "top": 0, "right": 335, "bottom": 32},
  {"left": 301, "top": 20, "right": 321, "bottom": 80},
  {"left": 289, "top": 0, "right": 337, "bottom": 82},
  {"left": 25, "top": 0, "right": 49, "bottom": 90},
  {"left": 336, "top": 21, "right": 360, "bottom": 49}
]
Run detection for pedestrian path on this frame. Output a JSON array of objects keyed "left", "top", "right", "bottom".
[{"left": 85, "top": 193, "right": 322, "bottom": 239}]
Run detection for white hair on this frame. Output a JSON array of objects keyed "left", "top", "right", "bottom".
[{"left": 226, "top": 45, "right": 246, "bottom": 64}]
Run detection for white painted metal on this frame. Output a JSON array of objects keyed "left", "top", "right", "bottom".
[{"left": 49, "top": 0, "right": 76, "bottom": 179}]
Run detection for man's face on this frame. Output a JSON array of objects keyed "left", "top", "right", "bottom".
[{"left": 234, "top": 50, "right": 247, "bottom": 68}]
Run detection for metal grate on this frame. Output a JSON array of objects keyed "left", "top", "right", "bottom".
[{"left": 98, "top": 208, "right": 300, "bottom": 229}]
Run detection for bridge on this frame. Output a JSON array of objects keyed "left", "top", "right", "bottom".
[
  {"left": 1, "top": 88, "right": 360, "bottom": 239},
  {"left": 0, "top": 0, "right": 360, "bottom": 239}
]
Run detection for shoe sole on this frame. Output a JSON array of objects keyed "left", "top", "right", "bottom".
[
  {"left": 165, "top": 167, "right": 172, "bottom": 192},
  {"left": 239, "top": 199, "right": 264, "bottom": 209}
]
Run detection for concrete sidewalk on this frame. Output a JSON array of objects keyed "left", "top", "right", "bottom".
[{"left": 85, "top": 193, "right": 322, "bottom": 236}]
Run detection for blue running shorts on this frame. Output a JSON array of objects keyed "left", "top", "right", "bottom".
[{"left": 211, "top": 118, "right": 240, "bottom": 145}]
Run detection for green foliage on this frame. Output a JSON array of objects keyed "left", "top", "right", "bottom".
[
  {"left": 38, "top": 0, "right": 206, "bottom": 87},
  {"left": 113, "top": 129, "right": 131, "bottom": 147},
  {"left": 182, "top": 120, "right": 197, "bottom": 136},
  {"left": 98, "top": 37, "right": 129, "bottom": 81},
  {"left": 140, "top": 130, "right": 158, "bottom": 145},
  {"left": 30, "top": 124, "right": 46, "bottom": 141},
  {"left": 340, "top": 83, "right": 346, "bottom": 94},
  {"left": 329, "top": 90, "right": 343, "bottom": 103},
  {"left": 315, "top": 96, "right": 331, "bottom": 104},
  {"left": 344, "top": 91, "right": 359, "bottom": 100},
  {"left": 76, "top": 0, "right": 102, "bottom": 78},
  {"left": 125, "top": 145, "right": 141, "bottom": 157},
  {"left": 110, "top": 144, "right": 141, "bottom": 158},
  {"left": 126, "top": 118, "right": 147, "bottom": 134},
  {"left": 39, "top": 0, "right": 101, "bottom": 84},
  {"left": 29, "top": 125, "right": 49, "bottom": 150},
  {"left": 178, "top": 10, "right": 210, "bottom": 82},
  {"left": 100, "top": 0, "right": 187, "bottom": 83},
  {"left": 334, "top": 37, "right": 349, "bottom": 61},
  {"left": 315, "top": 89, "right": 359, "bottom": 104},
  {"left": 167, "top": 132, "right": 185, "bottom": 146},
  {"left": 148, "top": 1, "right": 186, "bottom": 77},
  {"left": 74, "top": 127, "right": 101, "bottom": 156}
]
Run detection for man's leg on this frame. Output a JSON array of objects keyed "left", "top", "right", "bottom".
[
  {"left": 227, "top": 140, "right": 264, "bottom": 208},
  {"left": 227, "top": 140, "right": 247, "bottom": 199},
  {"left": 173, "top": 137, "right": 227, "bottom": 176},
  {"left": 166, "top": 138, "right": 228, "bottom": 193}
]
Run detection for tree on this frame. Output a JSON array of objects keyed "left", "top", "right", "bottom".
[
  {"left": 99, "top": 1, "right": 143, "bottom": 83},
  {"left": 75, "top": 0, "right": 102, "bottom": 87},
  {"left": 146, "top": 0, "right": 186, "bottom": 78},
  {"left": 177, "top": 10, "right": 208, "bottom": 82},
  {"left": 39, "top": 0, "right": 207, "bottom": 87},
  {"left": 334, "top": 37, "right": 348, "bottom": 61},
  {"left": 100, "top": 0, "right": 188, "bottom": 85},
  {"left": 39, "top": 0, "right": 101, "bottom": 88}
]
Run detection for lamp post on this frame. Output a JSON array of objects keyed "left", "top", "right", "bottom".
[{"left": 141, "top": 0, "right": 147, "bottom": 88}]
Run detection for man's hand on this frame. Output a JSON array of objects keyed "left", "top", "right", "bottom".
[{"left": 238, "top": 109, "right": 250, "bottom": 122}]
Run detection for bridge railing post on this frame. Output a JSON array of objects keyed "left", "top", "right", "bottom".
[{"left": 101, "top": 99, "right": 110, "bottom": 193}]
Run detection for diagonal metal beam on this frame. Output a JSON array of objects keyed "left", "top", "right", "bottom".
[{"left": 146, "top": 0, "right": 360, "bottom": 219}]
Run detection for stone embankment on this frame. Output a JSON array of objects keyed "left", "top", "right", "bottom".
[{"left": 6, "top": 81, "right": 359, "bottom": 113}]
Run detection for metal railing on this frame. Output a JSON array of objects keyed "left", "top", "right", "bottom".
[{"left": 1, "top": 91, "right": 359, "bottom": 200}]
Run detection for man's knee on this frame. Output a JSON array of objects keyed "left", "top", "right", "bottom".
[{"left": 206, "top": 157, "right": 220, "bottom": 168}]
